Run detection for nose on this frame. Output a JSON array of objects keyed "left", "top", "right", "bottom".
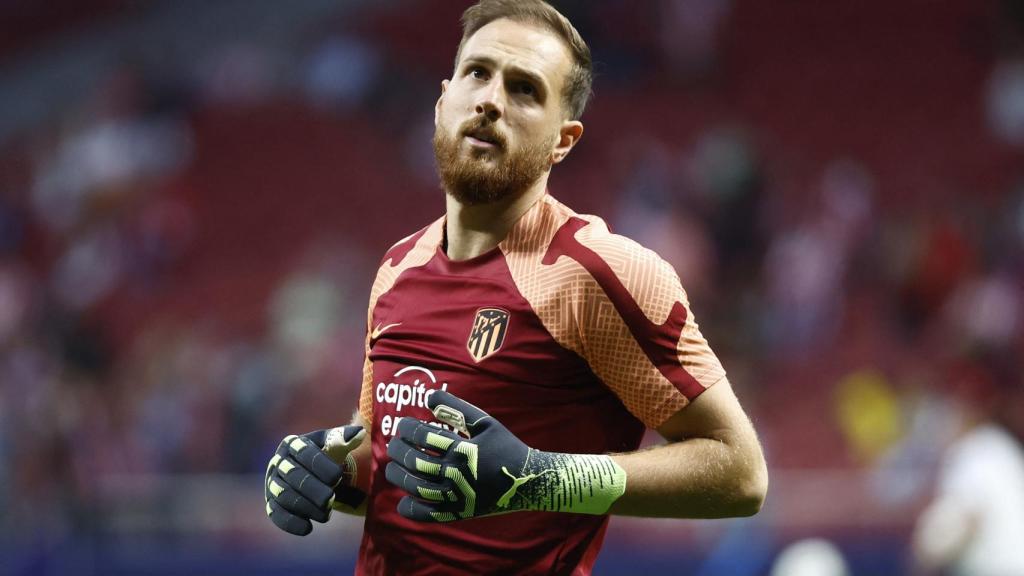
[{"left": 475, "top": 80, "right": 504, "bottom": 122}]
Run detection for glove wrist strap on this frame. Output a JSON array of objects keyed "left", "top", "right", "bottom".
[{"left": 507, "top": 451, "right": 627, "bottom": 515}]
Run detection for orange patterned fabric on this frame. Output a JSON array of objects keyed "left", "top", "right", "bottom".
[
  {"left": 501, "top": 195, "right": 727, "bottom": 429},
  {"left": 357, "top": 220, "right": 445, "bottom": 426},
  {"left": 358, "top": 194, "right": 726, "bottom": 430}
]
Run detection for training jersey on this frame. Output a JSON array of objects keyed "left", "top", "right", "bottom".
[{"left": 356, "top": 194, "right": 727, "bottom": 576}]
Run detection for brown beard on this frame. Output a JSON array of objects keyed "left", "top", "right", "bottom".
[{"left": 433, "top": 117, "right": 551, "bottom": 206}]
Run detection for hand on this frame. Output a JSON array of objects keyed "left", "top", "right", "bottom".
[
  {"left": 264, "top": 425, "right": 366, "bottom": 535},
  {"left": 385, "top": 391, "right": 626, "bottom": 523}
]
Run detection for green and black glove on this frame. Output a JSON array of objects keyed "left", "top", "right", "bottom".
[
  {"left": 265, "top": 425, "right": 366, "bottom": 536},
  {"left": 385, "top": 390, "right": 627, "bottom": 522}
]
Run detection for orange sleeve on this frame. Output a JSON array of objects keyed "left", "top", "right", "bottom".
[
  {"left": 503, "top": 197, "right": 726, "bottom": 430},
  {"left": 357, "top": 340, "right": 374, "bottom": 427}
]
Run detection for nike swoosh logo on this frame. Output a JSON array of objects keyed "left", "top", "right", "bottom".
[{"left": 371, "top": 322, "right": 402, "bottom": 340}]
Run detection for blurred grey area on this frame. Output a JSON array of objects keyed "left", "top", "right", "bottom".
[{"left": 2, "top": 1, "right": 1024, "bottom": 575}]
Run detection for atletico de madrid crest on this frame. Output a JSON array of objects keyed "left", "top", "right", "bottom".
[{"left": 467, "top": 308, "right": 510, "bottom": 362}]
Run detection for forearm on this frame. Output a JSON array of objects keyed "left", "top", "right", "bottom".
[
  {"left": 350, "top": 412, "right": 374, "bottom": 494},
  {"left": 385, "top": 387, "right": 766, "bottom": 523},
  {"left": 608, "top": 432, "right": 767, "bottom": 518},
  {"left": 351, "top": 438, "right": 372, "bottom": 494}
]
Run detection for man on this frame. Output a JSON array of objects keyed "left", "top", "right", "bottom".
[{"left": 265, "top": 1, "right": 768, "bottom": 574}]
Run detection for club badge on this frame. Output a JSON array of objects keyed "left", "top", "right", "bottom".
[{"left": 467, "top": 308, "right": 509, "bottom": 362}]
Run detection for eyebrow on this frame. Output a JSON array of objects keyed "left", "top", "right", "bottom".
[{"left": 461, "top": 55, "right": 550, "bottom": 98}]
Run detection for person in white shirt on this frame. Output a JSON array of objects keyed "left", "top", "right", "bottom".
[{"left": 912, "top": 364, "right": 1024, "bottom": 576}]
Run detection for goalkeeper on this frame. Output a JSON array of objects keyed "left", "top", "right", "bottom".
[{"left": 265, "top": 0, "right": 767, "bottom": 574}]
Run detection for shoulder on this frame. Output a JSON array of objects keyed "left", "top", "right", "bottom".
[
  {"left": 509, "top": 195, "right": 681, "bottom": 292},
  {"left": 545, "top": 209, "right": 686, "bottom": 312},
  {"left": 367, "top": 216, "right": 444, "bottom": 310},
  {"left": 380, "top": 216, "right": 445, "bottom": 268},
  {"left": 533, "top": 203, "right": 717, "bottom": 415},
  {"left": 509, "top": 196, "right": 690, "bottom": 342}
]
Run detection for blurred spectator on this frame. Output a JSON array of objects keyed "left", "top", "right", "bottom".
[
  {"left": 944, "top": 271, "right": 1021, "bottom": 348},
  {"left": 269, "top": 240, "right": 362, "bottom": 383},
  {"left": 30, "top": 66, "right": 191, "bottom": 237},
  {"left": 869, "top": 387, "right": 962, "bottom": 508},
  {"left": 987, "top": 59, "right": 1024, "bottom": 146},
  {"left": 762, "top": 212, "right": 844, "bottom": 353},
  {"left": 0, "top": 191, "right": 26, "bottom": 254},
  {"left": 771, "top": 538, "right": 850, "bottom": 576},
  {"left": 761, "top": 159, "right": 873, "bottom": 357},
  {"left": 834, "top": 370, "right": 904, "bottom": 464},
  {"left": 0, "top": 261, "right": 32, "bottom": 345},
  {"left": 50, "top": 224, "right": 124, "bottom": 311},
  {"left": 195, "top": 42, "right": 280, "bottom": 106},
  {"left": 303, "top": 35, "right": 382, "bottom": 111},
  {"left": 658, "top": 0, "right": 732, "bottom": 81},
  {"left": 912, "top": 357, "right": 1024, "bottom": 576}
]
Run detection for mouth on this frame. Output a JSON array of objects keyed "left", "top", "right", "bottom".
[{"left": 464, "top": 128, "right": 502, "bottom": 149}]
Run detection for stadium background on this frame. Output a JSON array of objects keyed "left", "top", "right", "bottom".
[{"left": 2, "top": 0, "right": 1023, "bottom": 574}]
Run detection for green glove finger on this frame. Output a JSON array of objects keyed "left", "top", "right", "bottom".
[
  {"left": 268, "top": 470, "right": 330, "bottom": 523},
  {"left": 285, "top": 434, "right": 344, "bottom": 489},
  {"left": 384, "top": 461, "right": 459, "bottom": 505},
  {"left": 276, "top": 454, "right": 335, "bottom": 509},
  {"left": 396, "top": 495, "right": 460, "bottom": 523},
  {"left": 387, "top": 437, "right": 449, "bottom": 479},
  {"left": 394, "top": 418, "right": 464, "bottom": 455},
  {"left": 266, "top": 496, "right": 313, "bottom": 536}
]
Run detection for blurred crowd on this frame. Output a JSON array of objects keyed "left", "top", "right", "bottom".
[{"left": 2, "top": 0, "right": 1024, "bottom": 573}]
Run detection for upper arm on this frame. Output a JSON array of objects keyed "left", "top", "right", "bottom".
[
  {"left": 563, "top": 222, "right": 727, "bottom": 429},
  {"left": 656, "top": 379, "right": 757, "bottom": 445},
  {"left": 656, "top": 379, "right": 768, "bottom": 503}
]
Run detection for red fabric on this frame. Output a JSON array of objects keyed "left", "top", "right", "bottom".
[{"left": 358, "top": 242, "right": 644, "bottom": 575}]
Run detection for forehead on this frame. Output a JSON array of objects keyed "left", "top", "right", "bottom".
[{"left": 459, "top": 18, "right": 572, "bottom": 90}]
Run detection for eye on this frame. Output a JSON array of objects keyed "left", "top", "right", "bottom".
[
  {"left": 469, "top": 67, "right": 488, "bottom": 80},
  {"left": 515, "top": 82, "right": 536, "bottom": 97}
]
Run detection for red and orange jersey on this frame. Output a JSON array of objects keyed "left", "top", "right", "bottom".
[{"left": 356, "top": 194, "right": 727, "bottom": 575}]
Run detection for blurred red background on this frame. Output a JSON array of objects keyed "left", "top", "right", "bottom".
[{"left": 2, "top": 1, "right": 1023, "bottom": 574}]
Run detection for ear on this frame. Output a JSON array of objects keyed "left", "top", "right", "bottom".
[
  {"left": 435, "top": 80, "right": 449, "bottom": 126},
  {"left": 551, "top": 120, "right": 584, "bottom": 165}
]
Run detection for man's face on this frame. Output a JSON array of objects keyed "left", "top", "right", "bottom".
[{"left": 434, "top": 18, "right": 575, "bottom": 205}]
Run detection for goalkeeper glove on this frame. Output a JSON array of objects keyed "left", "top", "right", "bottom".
[
  {"left": 385, "top": 390, "right": 627, "bottom": 523},
  {"left": 265, "top": 425, "right": 366, "bottom": 536}
]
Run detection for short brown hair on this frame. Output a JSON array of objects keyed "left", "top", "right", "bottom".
[{"left": 455, "top": 0, "right": 592, "bottom": 121}]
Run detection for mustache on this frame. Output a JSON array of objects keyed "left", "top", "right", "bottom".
[{"left": 460, "top": 117, "right": 507, "bottom": 149}]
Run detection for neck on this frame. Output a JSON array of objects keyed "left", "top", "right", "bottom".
[{"left": 444, "top": 178, "right": 548, "bottom": 261}]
